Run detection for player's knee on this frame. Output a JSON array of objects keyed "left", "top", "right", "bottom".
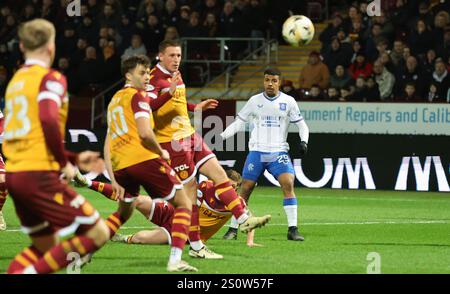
[
  {"left": 134, "top": 196, "right": 146, "bottom": 210},
  {"left": 172, "top": 189, "right": 192, "bottom": 210},
  {"left": 118, "top": 201, "right": 135, "bottom": 221}
]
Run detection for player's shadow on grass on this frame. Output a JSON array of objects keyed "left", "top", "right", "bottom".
[{"left": 343, "top": 242, "right": 450, "bottom": 248}]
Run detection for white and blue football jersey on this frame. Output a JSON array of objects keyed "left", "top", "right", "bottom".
[{"left": 237, "top": 91, "right": 304, "bottom": 152}]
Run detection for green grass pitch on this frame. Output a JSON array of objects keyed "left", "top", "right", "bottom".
[{"left": 1, "top": 187, "right": 449, "bottom": 274}]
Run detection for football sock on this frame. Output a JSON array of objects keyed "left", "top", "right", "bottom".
[
  {"left": 0, "top": 182, "right": 8, "bottom": 211},
  {"left": 90, "top": 181, "right": 117, "bottom": 201},
  {"left": 27, "top": 236, "right": 98, "bottom": 274},
  {"left": 230, "top": 216, "right": 239, "bottom": 229},
  {"left": 105, "top": 211, "right": 126, "bottom": 238},
  {"left": 283, "top": 197, "right": 298, "bottom": 228},
  {"left": 7, "top": 246, "right": 42, "bottom": 273},
  {"left": 188, "top": 205, "right": 202, "bottom": 243},
  {"left": 215, "top": 181, "right": 247, "bottom": 221},
  {"left": 171, "top": 207, "right": 191, "bottom": 251}
]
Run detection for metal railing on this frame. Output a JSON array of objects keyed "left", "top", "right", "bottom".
[
  {"left": 187, "top": 38, "right": 278, "bottom": 99},
  {"left": 90, "top": 78, "right": 124, "bottom": 128},
  {"left": 180, "top": 37, "right": 266, "bottom": 64}
]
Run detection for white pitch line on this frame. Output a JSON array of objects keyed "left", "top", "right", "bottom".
[{"left": 2, "top": 220, "right": 449, "bottom": 233}]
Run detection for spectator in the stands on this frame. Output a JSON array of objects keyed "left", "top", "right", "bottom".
[
  {"left": 349, "top": 40, "right": 362, "bottom": 63},
  {"left": 364, "top": 23, "right": 384, "bottom": 61},
  {"left": 374, "top": 11, "right": 395, "bottom": 43},
  {"left": 390, "top": 40, "right": 405, "bottom": 67},
  {"left": 429, "top": 58, "right": 450, "bottom": 98},
  {"left": 349, "top": 51, "right": 373, "bottom": 79},
  {"left": 342, "top": 5, "right": 361, "bottom": 32},
  {"left": 198, "top": 0, "right": 223, "bottom": 21},
  {"left": 281, "top": 80, "right": 300, "bottom": 100},
  {"left": 72, "top": 37, "right": 89, "bottom": 66},
  {"left": 395, "top": 56, "right": 425, "bottom": 97},
  {"left": 432, "top": 11, "right": 449, "bottom": 46},
  {"left": 178, "top": 5, "right": 191, "bottom": 36},
  {"left": 379, "top": 52, "right": 396, "bottom": 75},
  {"left": 22, "top": 3, "right": 37, "bottom": 22},
  {"left": 219, "top": 1, "right": 245, "bottom": 59},
  {"left": 408, "top": 1, "right": 433, "bottom": 29},
  {"left": 57, "top": 57, "right": 76, "bottom": 93},
  {"left": 305, "top": 84, "right": 325, "bottom": 100},
  {"left": 421, "top": 49, "right": 437, "bottom": 77},
  {"left": 352, "top": 75, "right": 367, "bottom": 101},
  {"left": 436, "top": 28, "right": 450, "bottom": 62},
  {"left": 365, "top": 75, "right": 381, "bottom": 101},
  {"left": 118, "top": 13, "right": 135, "bottom": 53},
  {"left": 164, "top": 26, "right": 180, "bottom": 41},
  {"left": 373, "top": 59, "right": 395, "bottom": 100},
  {"left": 57, "top": 24, "right": 78, "bottom": 61},
  {"left": 323, "top": 37, "right": 352, "bottom": 72},
  {"left": 76, "top": 46, "right": 105, "bottom": 94},
  {"left": 339, "top": 85, "right": 352, "bottom": 101},
  {"left": 203, "top": 12, "right": 219, "bottom": 37},
  {"left": 77, "top": 15, "right": 98, "bottom": 46},
  {"left": 330, "top": 65, "right": 353, "bottom": 90},
  {"left": 243, "top": 0, "right": 267, "bottom": 54},
  {"left": 396, "top": 82, "right": 422, "bottom": 102},
  {"left": 408, "top": 19, "right": 433, "bottom": 57},
  {"left": 98, "top": 3, "right": 120, "bottom": 29},
  {"left": 391, "top": 0, "right": 409, "bottom": 36},
  {"left": 326, "top": 86, "right": 339, "bottom": 101},
  {"left": 142, "top": 14, "right": 164, "bottom": 54},
  {"left": 319, "top": 13, "right": 344, "bottom": 51},
  {"left": 426, "top": 82, "right": 444, "bottom": 102},
  {"left": 348, "top": 19, "right": 365, "bottom": 43},
  {"left": 121, "top": 34, "right": 147, "bottom": 61},
  {"left": 298, "top": 51, "right": 330, "bottom": 90},
  {"left": 161, "top": 0, "right": 179, "bottom": 29}
]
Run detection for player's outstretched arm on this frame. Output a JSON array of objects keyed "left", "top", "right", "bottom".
[
  {"left": 136, "top": 117, "right": 165, "bottom": 155},
  {"left": 104, "top": 134, "right": 125, "bottom": 200},
  {"left": 220, "top": 117, "right": 246, "bottom": 140},
  {"left": 295, "top": 120, "right": 309, "bottom": 156}
]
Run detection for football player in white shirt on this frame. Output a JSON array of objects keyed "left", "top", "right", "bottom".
[{"left": 220, "top": 68, "right": 309, "bottom": 241}]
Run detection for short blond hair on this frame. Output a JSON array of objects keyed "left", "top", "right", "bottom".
[{"left": 18, "top": 18, "right": 55, "bottom": 51}]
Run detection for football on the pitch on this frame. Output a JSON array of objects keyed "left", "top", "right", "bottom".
[{"left": 282, "top": 15, "right": 315, "bottom": 46}]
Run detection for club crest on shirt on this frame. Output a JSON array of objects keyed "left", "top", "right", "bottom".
[{"left": 279, "top": 103, "right": 287, "bottom": 111}]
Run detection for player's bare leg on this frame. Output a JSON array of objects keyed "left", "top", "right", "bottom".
[
  {"left": 166, "top": 189, "right": 197, "bottom": 272},
  {"left": 112, "top": 229, "right": 170, "bottom": 245},
  {"left": 199, "top": 158, "right": 271, "bottom": 233},
  {"left": 223, "top": 179, "right": 257, "bottom": 240},
  {"left": 278, "top": 173, "right": 304, "bottom": 241}
]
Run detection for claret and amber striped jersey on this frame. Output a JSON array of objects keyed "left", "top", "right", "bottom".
[
  {"left": 3, "top": 59, "right": 68, "bottom": 172},
  {"left": 147, "top": 64, "right": 194, "bottom": 143},
  {"left": 107, "top": 85, "right": 159, "bottom": 171}
]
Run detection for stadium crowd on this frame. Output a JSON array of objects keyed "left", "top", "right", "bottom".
[
  {"left": 294, "top": 0, "right": 450, "bottom": 102},
  {"left": 0, "top": 0, "right": 303, "bottom": 95},
  {"left": 0, "top": 0, "right": 449, "bottom": 102}
]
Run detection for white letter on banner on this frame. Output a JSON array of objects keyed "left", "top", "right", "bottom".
[
  {"left": 412, "top": 156, "right": 431, "bottom": 191},
  {"left": 294, "top": 158, "right": 333, "bottom": 188},
  {"left": 394, "top": 157, "right": 410, "bottom": 190},
  {"left": 69, "top": 129, "right": 98, "bottom": 143},
  {"left": 331, "top": 158, "right": 376, "bottom": 189},
  {"left": 432, "top": 156, "right": 450, "bottom": 192}
]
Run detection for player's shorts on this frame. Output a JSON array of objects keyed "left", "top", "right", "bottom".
[
  {"left": 242, "top": 151, "right": 295, "bottom": 182},
  {"left": 6, "top": 171, "right": 100, "bottom": 237},
  {"left": 149, "top": 200, "right": 174, "bottom": 244},
  {"left": 198, "top": 203, "right": 232, "bottom": 242},
  {"left": 160, "top": 132, "right": 215, "bottom": 184},
  {"left": 0, "top": 154, "right": 5, "bottom": 174},
  {"left": 114, "top": 158, "right": 183, "bottom": 202}
]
